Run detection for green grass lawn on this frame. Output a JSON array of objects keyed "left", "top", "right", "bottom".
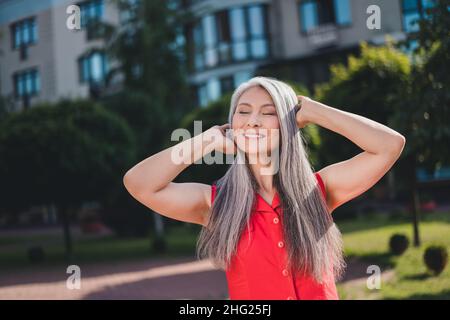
[
  {"left": 0, "top": 212, "right": 449, "bottom": 300},
  {"left": 0, "top": 224, "right": 202, "bottom": 272},
  {"left": 336, "top": 211, "right": 450, "bottom": 300}
]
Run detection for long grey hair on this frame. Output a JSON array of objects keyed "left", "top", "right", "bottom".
[{"left": 196, "top": 76, "right": 345, "bottom": 282}]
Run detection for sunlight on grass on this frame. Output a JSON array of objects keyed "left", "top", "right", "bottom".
[{"left": 337, "top": 213, "right": 450, "bottom": 300}]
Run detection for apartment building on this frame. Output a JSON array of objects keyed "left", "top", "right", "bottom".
[
  {"left": 0, "top": 0, "right": 431, "bottom": 110},
  {"left": 0, "top": 0, "right": 120, "bottom": 110},
  {"left": 183, "top": 0, "right": 431, "bottom": 106}
]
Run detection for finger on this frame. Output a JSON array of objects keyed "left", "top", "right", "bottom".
[{"left": 220, "top": 123, "right": 231, "bottom": 135}]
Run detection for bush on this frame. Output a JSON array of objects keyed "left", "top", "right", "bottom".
[
  {"left": 389, "top": 234, "right": 409, "bottom": 255},
  {"left": 424, "top": 245, "right": 448, "bottom": 275},
  {"left": 27, "top": 246, "right": 45, "bottom": 263}
]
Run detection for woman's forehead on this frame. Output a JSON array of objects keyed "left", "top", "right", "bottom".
[{"left": 238, "top": 86, "right": 273, "bottom": 106}]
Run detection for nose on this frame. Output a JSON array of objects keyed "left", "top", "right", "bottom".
[{"left": 247, "top": 112, "right": 261, "bottom": 128}]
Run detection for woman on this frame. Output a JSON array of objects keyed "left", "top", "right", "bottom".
[{"left": 123, "top": 76, "right": 405, "bottom": 300}]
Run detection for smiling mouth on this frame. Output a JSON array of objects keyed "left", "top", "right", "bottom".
[{"left": 244, "top": 133, "right": 266, "bottom": 139}]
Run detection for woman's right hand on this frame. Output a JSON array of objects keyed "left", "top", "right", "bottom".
[{"left": 204, "top": 124, "right": 237, "bottom": 155}]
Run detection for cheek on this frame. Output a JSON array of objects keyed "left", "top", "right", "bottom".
[
  {"left": 232, "top": 114, "right": 245, "bottom": 128},
  {"left": 263, "top": 116, "right": 280, "bottom": 130}
]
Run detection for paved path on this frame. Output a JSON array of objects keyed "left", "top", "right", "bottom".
[
  {"left": 0, "top": 257, "right": 229, "bottom": 300},
  {"left": 0, "top": 255, "right": 382, "bottom": 299}
]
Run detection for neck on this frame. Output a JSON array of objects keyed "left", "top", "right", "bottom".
[{"left": 248, "top": 159, "right": 275, "bottom": 194}]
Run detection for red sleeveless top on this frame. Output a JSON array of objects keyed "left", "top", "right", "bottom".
[{"left": 211, "top": 172, "right": 339, "bottom": 300}]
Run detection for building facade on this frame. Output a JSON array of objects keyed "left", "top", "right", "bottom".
[
  {"left": 183, "top": 0, "right": 426, "bottom": 106},
  {"left": 0, "top": 0, "right": 429, "bottom": 110},
  {"left": 0, "top": 0, "right": 119, "bottom": 110}
]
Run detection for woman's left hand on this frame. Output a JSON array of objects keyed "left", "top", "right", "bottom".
[{"left": 295, "top": 95, "right": 314, "bottom": 128}]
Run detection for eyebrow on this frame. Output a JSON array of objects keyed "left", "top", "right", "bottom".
[{"left": 237, "top": 102, "right": 275, "bottom": 108}]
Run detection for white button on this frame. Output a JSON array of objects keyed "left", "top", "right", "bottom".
[
  {"left": 282, "top": 269, "right": 289, "bottom": 277},
  {"left": 273, "top": 217, "right": 279, "bottom": 224},
  {"left": 287, "top": 296, "right": 294, "bottom": 300},
  {"left": 278, "top": 241, "right": 284, "bottom": 248}
]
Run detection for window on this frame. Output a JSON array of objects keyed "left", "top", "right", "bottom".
[
  {"left": 196, "top": 71, "right": 253, "bottom": 107},
  {"left": 217, "top": 11, "right": 232, "bottom": 63},
  {"left": 189, "top": 4, "right": 269, "bottom": 71},
  {"left": 13, "top": 69, "right": 40, "bottom": 98},
  {"left": 248, "top": 5, "right": 268, "bottom": 58},
  {"left": 119, "top": 0, "right": 139, "bottom": 24},
  {"left": 299, "top": 0, "right": 351, "bottom": 32},
  {"left": 334, "top": 0, "right": 351, "bottom": 25},
  {"left": 401, "top": 0, "right": 436, "bottom": 32},
  {"left": 11, "top": 17, "right": 37, "bottom": 49},
  {"left": 220, "top": 75, "right": 234, "bottom": 94},
  {"left": 79, "top": 52, "right": 108, "bottom": 83},
  {"left": 196, "top": 77, "right": 220, "bottom": 107},
  {"left": 230, "top": 8, "right": 248, "bottom": 60},
  {"left": 234, "top": 70, "right": 252, "bottom": 86},
  {"left": 197, "top": 83, "right": 208, "bottom": 107},
  {"left": 79, "top": 0, "right": 104, "bottom": 27},
  {"left": 202, "top": 15, "right": 218, "bottom": 68}
]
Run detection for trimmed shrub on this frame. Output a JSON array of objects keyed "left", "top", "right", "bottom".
[
  {"left": 389, "top": 234, "right": 409, "bottom": 255},
  {"left": 424, "top": 245, "right": 448, "bottom": 275}
]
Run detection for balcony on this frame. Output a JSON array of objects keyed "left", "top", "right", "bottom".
[{"left": 306, "top": 23, "right": 339, "bottom": 49}]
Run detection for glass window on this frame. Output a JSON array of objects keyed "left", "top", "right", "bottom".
[
  {"left": 79, "top": 0, "right": 104, "bottom": 27},
  {"left": 401, "top": 0, "right": 436, "bottom": 32},
  {"left": 234, "top": 70, "right": 252, "bottom": 86},
  {"left": 193, "top": 23, "right": 204, "bottom": 70},
  {"left": 197, "top": 78, "right": 221, "bottom": 107},
  {"left": 202, "top": 15, "right": 218, "bottom": 67},
  {"left": 403, "top": 11, "right": 421, "bottom": 32},
  {"left": 250, "top": 39, "right": 268, "bottom": 58},
  {"left": 198, "top": 84, "right": 208, "bottom": 107},
  {"left": 421, "top": 0, "right": 435, "bottom": 9},
  {"left": 248, "top": 6, "right": 268, "bottom": 58},
  {"left": 11, "top": 17, "right": 38, "bottom": 49},
  {"left": 300, "top": 1, "right": 318, "bottom": 32},
  {"left": 79, "top": 52, "right": 108, "bottom": 83},
  {"left": 13, "top": 69, "right": 40, "bottom": 98},
  {"left": 216, "top": 11, "right": 232, "bottom": 63},
  {"left": 333, "top": 0, "right": 351, "bottom": 25},
  {"left": 189, "top": 4, "right": 269, "bottom": 71},
  {"left": 403, "top": 0, "right": 419, "bottom": 10},
  {"left": 220, "top": 75, "right": 234, "bottom": 94},
  {"left": 230, "top": 8, "right": 248, "bottom": 60},
  {"left": 299, "top": 0, "right": 351, "bottom": 32},
  {"left": 207, "top": 78, "right": 220, "bottom": 101},
  {"left": 248, "top": 6, "right": 265, "bottom": 37}
]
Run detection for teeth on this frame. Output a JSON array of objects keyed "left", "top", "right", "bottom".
[{"left": 244, "top": 134, "right": 264, "bottom": 138}]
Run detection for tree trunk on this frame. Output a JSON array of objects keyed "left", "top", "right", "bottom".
[
  {"left": 409, "top": 152, "right": 421, "bottom": 247},
  {"left": 152, "top": 213, "right": 166, "bottom": 253},
  {"left": 387, "top": 170, "right": 396, "bottom": 201},
  {"left": 60, "top": 204, "right": 73, "bottom": 262}
]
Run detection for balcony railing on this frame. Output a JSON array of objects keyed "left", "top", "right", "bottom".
[{"left": 306, "top": 23, "right": 339, "bottom": 49}]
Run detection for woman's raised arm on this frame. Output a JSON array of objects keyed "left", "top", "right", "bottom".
[
  {"left": 296, "top": 96, "right": 406, "bottom": 213},
  {"left": 123, "top": 124, "right": 235, "bottom": 226}
]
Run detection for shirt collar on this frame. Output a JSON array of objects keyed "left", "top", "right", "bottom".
[{"left": 254, "top": 191, "right": 281, "bottom": 212}]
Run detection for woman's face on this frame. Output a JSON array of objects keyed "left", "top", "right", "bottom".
[{"left": 232, "top": 86, "right": 281, "bottom": 158}]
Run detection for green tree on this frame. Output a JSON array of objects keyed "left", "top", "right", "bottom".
[
  {"left": 315, "top": 42, "right": 411, "bottom": 217},
  {"left": 315, "top": 42, "right": 411, "bottom": 165},
  {"left": 93, "top": 0, "right": 194, "bottom": 251},
  {"left": 0, "top": 100, "right": 136, "bottom": 260},
  {"left": 393, "top": 0, "right": 450, "bottom": 246}
]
